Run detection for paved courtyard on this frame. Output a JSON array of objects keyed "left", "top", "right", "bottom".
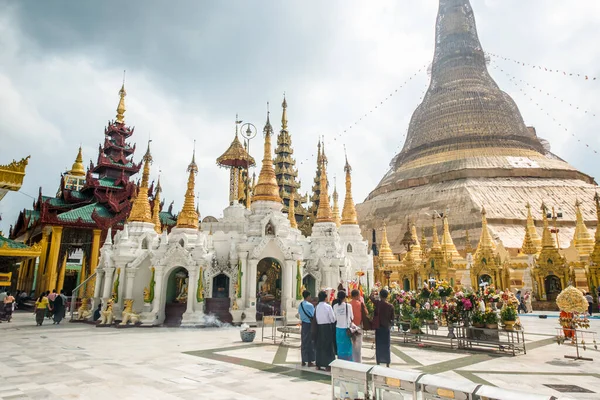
[{"left": 1, "top": 311, "right": 600, "bottom": 399}]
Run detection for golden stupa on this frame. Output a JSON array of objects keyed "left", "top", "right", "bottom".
[{"left": 357, "top": 0, "right": 598, "bottom": 252}]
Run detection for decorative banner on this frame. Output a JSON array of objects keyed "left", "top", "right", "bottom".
[
  {"left": 296, "top": 260, "right": 302, "bottom": 300},
  {"left": 197, "top": 267, "right": 204, "bottom": 302},
  {"left": 112, "top": 267, "right": 120, "bottom": 303},
  {"left": 237, "top": 260, "right": 243, "bottom": 299},
  {"left": 487, "top": 52, "right": 597, "bottom": 82}
]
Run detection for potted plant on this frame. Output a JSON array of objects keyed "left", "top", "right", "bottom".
[
  {"left": 400, "top": 303, "right": 413, "bottom": 331},
  {"left": 500, "top": 305, "right": 517, "bottom": 330},
  {"left": 410, "top": 317, "right": 422, "bottom": 334},
  {"left": 471, "top": 310, "right": 485, "bottom": 328},
  {"left": 240, "top": 324, "right": 256, "bottom": 342},
  {"left": 484, "top": 310, "right": 498, "bottom": 329}
]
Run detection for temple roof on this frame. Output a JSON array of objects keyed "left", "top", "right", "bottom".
[
  {"left": 56, "top": 203, "right": 113, "bottom": 224},
  {"left": 217, "top": 133, "right": 255, "bottom": 168}
]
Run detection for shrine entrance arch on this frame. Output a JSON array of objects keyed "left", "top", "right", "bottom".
[
  {"left": 163, "top": 267, "right": 188, "bottom": 327},
  {"left": 256, "top": 257, "right": 282, "bottom": 319},
  {"left": 545, "top": 275, "right": 562, "bottom": 301}
]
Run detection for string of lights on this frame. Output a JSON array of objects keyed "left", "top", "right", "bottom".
[
  {"left": 487, "top": 52, "right": 598, "bottom": 82},
  {"left": 490, "top": 63, "right": 599, "bottom": 155}
]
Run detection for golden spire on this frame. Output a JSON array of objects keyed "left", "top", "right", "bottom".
[
  {"left": 540, "top": 203, "right": 556, "bottom": 250},
  {"left": 152, "top": 176, "right": 162, "bottom": 234},
  {"left": 591, "top": 193, "right": 600, "bottom": 264},
  {"left": 252, "top": 110, "right": 282, "bottom": 203},
  {"left": 525, "top": 202, "right": 542, "bottom": 252},
  {"left": 420, "top": 230, "right": 428, "bottom": 256},
  {"left": 315, "top": 156, "right": 333, "bottom": 223},
  {"left": 288, "top": 188, "right": 297, "bottom": 229},
  {"left": 332, "top": 177, "right": 341, "bottom": 228},
  {"left": 176, "top": 147, "right": 199, "bottom": 228},
  {"left": 521, "top": 223, "right": 537, "bottom": 255},
  {"left": 441, "top": 215, "right": 460, "bottom": 258},
  {"left": 410, "top": 223, "right": 421, "bottom": 252},
  {"left": 431, "top": 215, "right": 441, "bottom": 250},
  {"left": 379, "top": 223, "right": 395, "bottom": 263},
  {"left": 69, "top": 146, "right": 86, "bottom": 177},
  {"left": 476, "top": 206, "right": 495, "bottom": 254},
  {"left": 573, "top": 199, "right": 594, "bottom": 257},
  {"left": 464, "top": 228, "right": 473, "bottom": 254},
  {"left": 115, "top": 83, "right": 126, "bottom": 124},
  {"left": 128, "top": 141, "right": 153, "bottom": 223},
  {"left": 281, "top": 94, "right": 288, "bottom": 131},
  {"left": 341, "top": 151, "right": 358, "bottom": 225}
]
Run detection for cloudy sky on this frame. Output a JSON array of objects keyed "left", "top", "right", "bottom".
[{"left": 1, "top": 0, "right": 599, "bottom": 233}]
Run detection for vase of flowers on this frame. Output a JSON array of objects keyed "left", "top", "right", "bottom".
[
  {"left": 484, "top": 310, "right": 499, "bottom": 329},
  {"left": 410, "top": 317, "right": 422, "bottom": 334},
  {"left": 500, "top": 305, "right": 517, "bottom": 330},
  {"left": 240, "top": 328, "right": 256, "bottom": 342},
  {"left": 471, "top": 310, "right": 485, "bottom": 328}
]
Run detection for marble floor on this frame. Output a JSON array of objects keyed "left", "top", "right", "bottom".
[{"left": 1, "top": 311, "right": 600, "bottom": 399}]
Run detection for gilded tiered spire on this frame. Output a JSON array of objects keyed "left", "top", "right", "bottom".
[
  {"left": 521, "top": 224, "right": 537, "bottom": 255},
  {"left": 152, "top": 176, "right": 162, "bottom": 234},
  {"left": 431, "top": 216, "right": 441, "bottom": 251},
  {"left": 315, "top": 156, "right": 333, "bottom": 223},
  {"left": 410, "top": 224, "right": 421, "bottom": 255},
  {"left": 573, "top": 199, "right": 594, "bottom": 257},
  {"left": 332, "top": 178, "right": 341, "bottom": 228},
  {"left": 341, "top": 152, "right": 358, "bottom": 225},
  {"left": 288, "top": 188, "right": 297, "bottom": 229},
  {"left": 464, "top": 229, "right": 473, "bottom": 254},
  {"left": 540, "top": 203, "right": 556, "bottom": 250},
  {"left": 115, "top": 83, "right": 126, "bottom": 124},
  {"left": 476, "top": 207, "right": 495, "bottom": 254},
  {"left": 591, "top": 193, "right": 600, "bottom": 265},
  {"left": 379, "top": 223, "right": 396, "bottom": 263},
  {"left": 281, "top": 95, "right": 288, "bottom": 130},
  {"left": 441, "top": 215, "right": 460, "bottom": 258},
  {"left": 176, "top": 149, "right": 199, "bottom": 228},
  {"left": 128, "top": 142, "right": 153, "bottom": 223},
  {"left": 273, "top": 96, "right": 307, "bottom": 223},
  {"left": 252, "top": 111, "right": 282, "bottom": 204},
  {"left": 70, "top": 147, "right": 85, "bottom": 176},
  {"left": 308, "top": 139, "right": 324, "bottom": 221},
  {"left": 525, "top": 202, "right": 542, "bottom": 252}
]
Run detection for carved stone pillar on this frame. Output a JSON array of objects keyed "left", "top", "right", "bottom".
[
  {"left": 238, "top": 251, "right": 248, "bottom": 308},
  {"left": 186, "top": 268, "right": 198, "bottom": 315},
  {"left": 102, "top": 267, "right": 115, "bottom": 299},
  {"left": 124, "top": 268, "right": 138, "bottom": 300},
  {"left": 281, "top": 260, "right": 293, "bottom": 315},
  {"left": 247, "top": 259, "right": 259, "bottom": 307},
  {"left": 151, "top": 266, "right": 164, "bottom": 314}
]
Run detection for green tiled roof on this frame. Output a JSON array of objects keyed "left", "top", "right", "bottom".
[
  {"left": 57, "top": 203, "right": 113, "bottom": 224},
  {"left": 48, "top": 197, "right": 69, "bottom": 207},
  {"left": 0, "top": 235, "right": 30, "bottom": 249},
  {"left": 69, "top": 191, "right": 91, "bottom": 200},
  {"left": 24, "top": 210, "right": 40, "bottom": 228},
  {"left": 98, "top": 177, "right": 123, "bottom": 189},
  {"left": 159, "top": 211, "right": 177, "bottom": 226}
]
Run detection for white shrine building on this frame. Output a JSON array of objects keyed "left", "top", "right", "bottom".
[{"left": 91, "top": 113, "right": 374, "bottom": 326}]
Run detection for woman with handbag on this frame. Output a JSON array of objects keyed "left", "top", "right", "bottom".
[
  {"left": 333, "top": 291, "right": 354, "bottom": 361},
  {"left": 315, "top": 291, "right": 336, "bottom": 371}
]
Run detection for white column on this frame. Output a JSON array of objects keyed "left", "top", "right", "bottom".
[
  {"left": 124, "top": 268, "right": 137, "bottom": 300},
  {"left": 282, "top": 260, "right": 294, "bottom": 316},
  {"left": 186, "top": 268, "right": 198, "bottom": 314},
  {"left": 93, "top": 270, "right": 104, "bottom": 299},
  {"left": 102, "top": 267, "right": 115, "bottom": 299},
  {"left": 247, "top": 259, "right": 259, "bottom": 307},
  {"left": 151, "top": 266, "right": 164, "bottom": 314},
  {"left": 238, "top": 251, "right": 248, "bottom": 308}
]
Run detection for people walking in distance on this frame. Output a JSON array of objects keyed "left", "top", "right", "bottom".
[{"left": 34, "top": 293, "right": 49, "bottom": 326}]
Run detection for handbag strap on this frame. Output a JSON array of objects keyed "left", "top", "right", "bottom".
[{"left": 300, "top": 301, "right": 313, "bottom": 319}]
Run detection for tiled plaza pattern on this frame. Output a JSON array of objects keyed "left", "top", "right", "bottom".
[{"left": 1, "top": 312, "right": 600, "bottom": 399}]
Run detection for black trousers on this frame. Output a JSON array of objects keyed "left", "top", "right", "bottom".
[{"left": 301, "top": 322, "right": 315, "bottom": 363}]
